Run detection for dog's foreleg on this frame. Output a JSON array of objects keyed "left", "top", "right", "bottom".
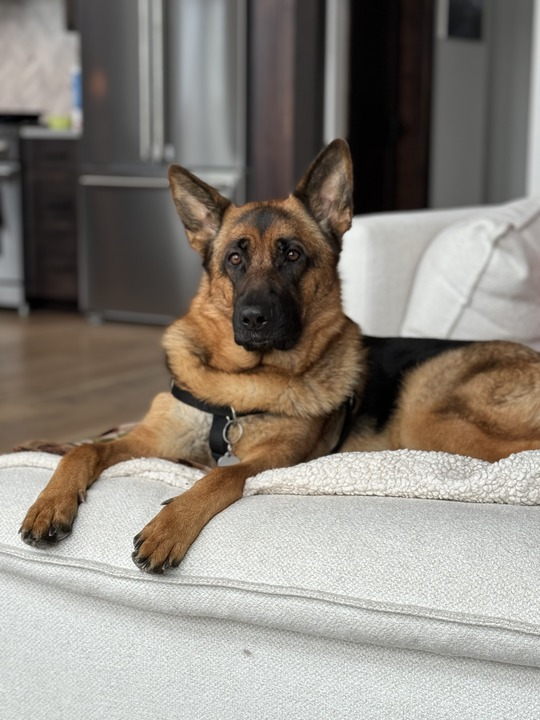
[
  {"left": 130, "top": 415, "right": 323, "bottom": 573},
  {"left": 19, "top": 392, "right": 191, "bottom": 548},
  {"left": 19, "top": 430, "right": 158, "bottom": 548},
  {"left": 131, "top": 461, "right": 255, "bottom": 573}
]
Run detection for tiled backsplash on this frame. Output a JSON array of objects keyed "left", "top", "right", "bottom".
[{"left": 0, "top": 0, "right": 79, "bottom": 119}]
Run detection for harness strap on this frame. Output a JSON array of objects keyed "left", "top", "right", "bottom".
[
  {"left": 331, "top": 396, "right": 356, "bottom": 454},
  {"left": 171, "top": 383, "right": 238, "bottom": 418},
  {"left": 170, "top": 381, "right": 354, "bottom": 462},
  {"left": 170, "top": 382, "right": 263, "bottom": 462}
]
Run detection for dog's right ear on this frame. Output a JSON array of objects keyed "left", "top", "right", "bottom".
[
  {"left": 293, "top": 139, "right": 353, "bottom": 246},
  {"left": 168, "top": 166, "right": 231, "bottom": 256}
]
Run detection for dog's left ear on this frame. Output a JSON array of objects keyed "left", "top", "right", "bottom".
[
  {"left": 168, "top": 165, "right": 231, "bottom": 256},
  {"left": 293, "top": 138, "right": 353, "bottom": 244}
]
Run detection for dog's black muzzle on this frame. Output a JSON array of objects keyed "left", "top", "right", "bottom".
[{"left": 233, "top": 289, "right": 302, "bottom": 352}]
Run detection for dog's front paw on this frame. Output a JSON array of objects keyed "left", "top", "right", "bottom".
[
  {"left": 132, "top": 497, "right": 195, "bottom": 574},
  {"left": 19, "top": 492, "right": 82, "bottom": 548}
]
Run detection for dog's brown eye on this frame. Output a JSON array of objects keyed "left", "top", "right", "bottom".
[
  {"left": 287, "top": 249, "right": 301, "bottom": 262},
  {"left": 229, "top": 252, "right": 242, "bottom": 266}
]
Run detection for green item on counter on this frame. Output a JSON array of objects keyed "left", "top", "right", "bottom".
[{"left": 46, "top": 115, "right": 72, "bottom": 130}]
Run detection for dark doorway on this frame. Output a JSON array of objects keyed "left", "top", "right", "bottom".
[
  {"left": 348, "top": 0, "right": 434, "bottom": 213},
  {"left": 248, "top": 0, "right": 434, "bottom": 212}
]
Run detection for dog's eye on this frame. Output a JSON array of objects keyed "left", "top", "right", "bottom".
[
  {"left": 228, "top": 252, "right": 242, "bottom": 267},
  {"left": 287, "top": 249, "right": 301, "bottom": 262}
]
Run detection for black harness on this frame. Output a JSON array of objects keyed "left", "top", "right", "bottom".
[
  {"left": 170, "top": 382, "right": 263, "bottom": 462},
  {"left": 170, "top": 381, "right": 354, "bottom": 463}
]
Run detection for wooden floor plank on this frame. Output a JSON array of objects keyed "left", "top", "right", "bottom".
[{"left": 0, "top": 310, "right": 170, "bottom": 452}]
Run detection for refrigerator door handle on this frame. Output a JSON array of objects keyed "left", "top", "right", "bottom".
[
  {"left": 151, "top": 0, "right": 165, "bottom": 163},
  {"left": 80, "top": 175, "right": 170, "bottom": 189},
  {"left": 138, "top": 0, "right": 152, "bottom": 162},
  {"left": 324, "top": 0, "right": 350, "bottom": 144}
]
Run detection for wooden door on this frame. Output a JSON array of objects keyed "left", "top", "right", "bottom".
[
  {"left": 247, "top": 0, "right": 326, "bottom": 201},
  {"left": 248, "top": 0, "right": 434, "bottom": 211}
]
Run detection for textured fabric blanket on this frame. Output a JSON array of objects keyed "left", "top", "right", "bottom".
[{"left": 3, "top": 449, "right": 540, "bottom": 505}]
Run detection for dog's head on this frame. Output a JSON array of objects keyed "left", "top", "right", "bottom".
[{"left": 168, "top": 139, "right": 353, "bottom": 353}]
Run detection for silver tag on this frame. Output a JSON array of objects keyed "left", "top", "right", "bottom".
[
  {"left": 217, "top": 408, "right": 243, "bottom": 467},
  {"left": 218, "top": 451, "right": 240, "bottom": 467}
]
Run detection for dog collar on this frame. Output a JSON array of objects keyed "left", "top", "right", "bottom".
[
  {"left": 170, "top": 382, "right": 263, "bottom": 464},
  {"left": 170, "top": 381, "right": 354, "bottom": 463}
]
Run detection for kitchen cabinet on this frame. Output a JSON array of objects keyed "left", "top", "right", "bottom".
[{"left": 21, "top": 136, "right": 79, "bottom": 306}]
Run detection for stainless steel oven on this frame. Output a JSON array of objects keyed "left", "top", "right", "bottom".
[{"left": 0, "top": 119, "right": 28, "bottom": 313}]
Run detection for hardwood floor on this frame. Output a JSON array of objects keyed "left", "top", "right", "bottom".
[{"left": 0, "top": 310, "right": 169, "bottom": 453}]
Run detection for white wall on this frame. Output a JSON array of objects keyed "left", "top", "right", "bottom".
[
  {"left": 429, "top": 33, "right": 489, "bottom": 208},
  {"left": 485, "top": 0, "right": 534, "bottom": 203},
  {"left": 527, "top": 0, "right": 540, "bottom": 194},
  {"left": 429, "top": 0, "right": 535, "bottom": 208}
]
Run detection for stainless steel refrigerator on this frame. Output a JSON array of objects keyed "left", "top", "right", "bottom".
[{"left": 77, "top": 0, "right": 246, "bottom": 323}]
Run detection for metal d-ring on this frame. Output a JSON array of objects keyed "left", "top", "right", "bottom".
[{"left": 222, "top": 407, "right": 244, "bottom": 448}]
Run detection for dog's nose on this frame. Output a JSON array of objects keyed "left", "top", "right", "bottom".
[{"left": 241, "top": 306, "right": 268, "bottom": 331}]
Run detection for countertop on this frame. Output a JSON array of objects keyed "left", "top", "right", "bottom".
[{"left": 19, "top": 126, "right": 81, "bottom": 140}]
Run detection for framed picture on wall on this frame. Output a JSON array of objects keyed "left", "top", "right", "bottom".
[{"left": 437, "top": 0, "right": 484, "bottom": 41}]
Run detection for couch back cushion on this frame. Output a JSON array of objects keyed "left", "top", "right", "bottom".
[
  {"left": 400, "top": 196, "right": 540, "bottom": 349},
  {"left": 339, "top": 208, "right": 479, "bottom": 335}
]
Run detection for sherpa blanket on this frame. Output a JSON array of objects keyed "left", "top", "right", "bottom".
[{"left": 2, "top": 449, "right": 540, "bottom": 505}]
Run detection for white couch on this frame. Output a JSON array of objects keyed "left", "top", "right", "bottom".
[{"left": 1, "top": 202, "right": 540, "bottom": 720}]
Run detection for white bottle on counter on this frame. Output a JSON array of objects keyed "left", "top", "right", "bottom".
[{"left": 71, "top": 64, "right": 82, "bottom": 132}]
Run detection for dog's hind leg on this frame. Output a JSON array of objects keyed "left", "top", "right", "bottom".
[{"left": 19, "top": 392, "right": 211, "bottom": 548}]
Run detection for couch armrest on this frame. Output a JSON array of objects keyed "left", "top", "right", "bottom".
[{"left": 339, "top": 206, "right": 484, "bottom": 336}]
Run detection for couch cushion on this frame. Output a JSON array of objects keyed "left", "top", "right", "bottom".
[
  {"left": 1, "top": 454, "right": 539, "bottom": 670},
  {"left": 400, "top": 196, "right": 540, "bottom": 348},
  {"left": 339, "top": 207, "right": 481, "bottom": 335}
]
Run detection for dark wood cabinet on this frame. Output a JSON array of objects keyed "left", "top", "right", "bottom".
[{"left": 21, "top": 137, "right": 79, "bottom": 306}]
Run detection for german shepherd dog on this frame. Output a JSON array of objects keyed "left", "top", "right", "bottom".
[{"left": 20, "top": 139, "right": 540, "bottom": 572}]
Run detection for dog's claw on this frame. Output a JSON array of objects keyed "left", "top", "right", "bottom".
[
  {"left": 51, "top": 524, "right": 72, "bottom": 542},
  {"left": 131, "top": 551, "right": 147, "bottom": 568},
  {"left": 131, "top": 550, "right": 165, "bottom": 574},
  {"left": 19, "top": 524, "right": 72, "bottom": 548}
]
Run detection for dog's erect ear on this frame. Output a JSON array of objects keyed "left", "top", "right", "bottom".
[
  {"left": 293, "top": 138, "right": 353, "bottom": 245},
  {"left": 168, "top": 165, "right": 231, "bottom": 256}
]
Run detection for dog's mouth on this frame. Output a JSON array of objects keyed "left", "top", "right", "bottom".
[{"left": 234, "top": 331, "right": 299, "bottom": 353}]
